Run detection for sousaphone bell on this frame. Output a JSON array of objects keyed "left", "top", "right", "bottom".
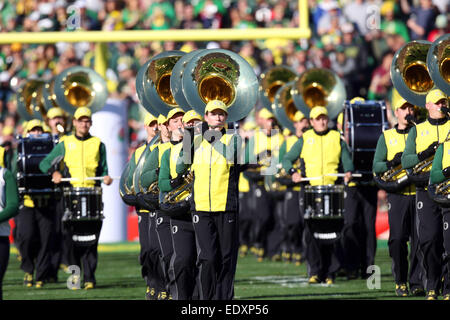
[
  {"left": 259, "top": 66, "right": 297, "bottom": 112},
  {"left": 427, "top": 33, "right": 450, "bottom": 95},
  {"left": 391, "top": 40, "right": 434, "bottom": 107},
  {"left": 136, "top": 50, "right": 186, "bottom": 116},
  {"left": 181, "top": 49, "right": 258, "bottom": 122},
  {"left": 17, "top": 79, "right": 47, "bottom": 121},
  {"left": 273, "top": 81, "right": 298, "bottom": 134},
  {"left": 291, "top": 68, "right": 346, "bottom": 120}
]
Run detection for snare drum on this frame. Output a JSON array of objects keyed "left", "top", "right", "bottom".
[
  {"left": 304, "top": 185, "right": 344, "bottom": 219},
  {"left": 63, "top": 187, "right": 104, "bottom": 221}
]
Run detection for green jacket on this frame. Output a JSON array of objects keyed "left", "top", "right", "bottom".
[{"left": 0, "top": 168, "right": 19, "bottom": 225}]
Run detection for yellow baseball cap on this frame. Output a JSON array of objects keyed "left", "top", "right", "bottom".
[
  {"left": 144, "top": 113, "right": 158, "bottom": 126},
  {"left": 167, "top": 107, "right": 185, "bottom": 121},
  {"left": 309, "top": 106, "right": 328, "bottom": 119},
  {"left": 242, "top": 120, "right": 256, "bottom": 131},
  {"left": 426, "top": 89, "right": 447, "bottom": 104},
  {"left": 393, "top": 95, "right": 409, "bottom": 110},
  {"left": 205, "top": 100, "right": 228, "bottom": 114},
  {"left": 293, "top": 110, "right": 305, "bottom": 122},
  {"left": 182, "top": 110, "right": 203, "bottom": 123},
  {"left": 350, "top": 97, "right": 365, "bottom": 104},
  {"left": 283, "top": 128, "right": 291, "bottom": 136},
  {"left": 26, "top": 119, "right": 44, "bottom": 132},
  {"left": 158, "top": 114, "right": 167, "bottom": 125},
  {"left": 74, "top": 107, "right": 92, "bottom": 120},
  {"left": 2, "top": 126, "right": 14, "bottom": 136},
  {"left": 258, "top": 108, "right": 275, "bottom": 120},
  {"left": 47, "top": 107, "right": 65, "bottom": 119}
]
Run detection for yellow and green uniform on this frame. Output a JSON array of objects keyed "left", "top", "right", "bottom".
[
  {"left": 39, "top": 134, "right": 108, "bottom": 187},
  {"left": 402, "top": 117, "right": 450, "bottom": 175},
  {"left": 282, "top": 128, "right": 354, "bottom": 185},
  {"left": 430, "top": 141, "right": 450, "bottom": 185},
  {"left": 278, "top": 135, "right": 300, "bottom": 191},
  {"left": 177, "top": 129, "right": 242, "bottom": 212},
  {"left": 139, "top": 141, "right": 172, "bottom": 190},
  {"left": 373, "top": 126, "right": 415, "bottom": 195}
]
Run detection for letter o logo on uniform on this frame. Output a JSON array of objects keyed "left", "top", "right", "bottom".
[
  {"left": 193, "top": 215, "right": 199, "bottom": 224},
  {"left": 157, "top": 217, "right": 163, "bottom": 225},
  {"left": 255, "top": 188, "right": 262, "bottom": 198},
  {"left": 344, "top": 191, "right": 347, "bottom": 199},
  {"left": 150, "top": 212, "right": 156, "bottom": 218},
  {"left": 138, "top": 215, "right": 142, "bottom": 224},
  {"left": 417, "top": 201, "right": 423, "bottom": 210},
  {"left": 172, "top": 226, "right": 178, "bottom": 234},
  {"left": 286, "top": 191, "right": 292, "bottom": 200},
  {"left": 387, "top": 202, "right": 391, "bottom": 211},
  {"left": 444, "top": 222, "right": 449, "bottom": 231}
]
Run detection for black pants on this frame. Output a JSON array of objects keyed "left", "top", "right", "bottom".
[
  {"left": 266, "top": 195, "right": 284, "bottom": 258},
  {"left": 0, "top": 236, "right": 10, "bottom": 300},
  {"left": 249, "top": 184, "right": 273, "bottom": 254},
  {"left": 48, "top": 197, "right": 69, "bottom": 281},
  {"left": 16, "top": 204, "right": 55, "bottom": 281},
  {"left": 169, "top": 215, "right": 199, "bottom": 300},
  {"left": 441, "top": 208, "right": 450, "bottom": 295},
  {"left": 416, "top": 188, "right": 445, "bottom": 292},
  {"left": 137, "top": 209, "right": 151, "bottom": 286},
  {"left": 192, "top": 211, "right": 239, "bottom": 300},
  {"left": 238, "top": 192, "right": 253, "bottom": 249},
  {"left": 304, "top": 221, "right": 341, "bottom": 280},
  {"left": 148, "top": 211, "right": 166, "bottom": 293},
  {"left": 341, "top": 185, "right": 378, "bottom": 275},
  {"left": 387, "top": 193, "right": 424, "bottom": 289},
  {"left": 155, "top": 210, "right": 173, "bottom": 293},
  {"left": 64, "top": 220, "right": 102, "bottom": 284},
  {"left": 281, "top": 189, "right": 303, "bottom": 256}
]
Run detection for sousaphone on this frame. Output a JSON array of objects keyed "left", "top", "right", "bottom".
[
  {"left": 17, "top": 79, "right": 47, "bottom": 121},
  {"left": 43, "top": 66, "right": 108, "bottom": 116},
  {"left": 259, "top": 66, "right": 297, "bottom": 112},
  {"left": 181, "top": 49, "right": 258, "bottom": 122},
  {"left": 391, "top": 40, "right": 434, "bottom": 107},
  {"left": 273, "top": 81, "right": 298, "bottom": 134},
  {"left": 427, "top": 33, "right": 450, "bottom": 95},
  {"left": 136, "top": 50, "right": 186, "bottom": 116},
  {"left": 291, "top": 68, "right": 346, "bottom": 120}
]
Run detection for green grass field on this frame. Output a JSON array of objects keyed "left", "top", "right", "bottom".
[{"left": 1, "top": 240, "right": 424, "bottom": 300}]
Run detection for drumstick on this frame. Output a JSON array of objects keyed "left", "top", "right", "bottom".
[
  {"left": 58, "top": 176, "right": 120, "bottom": 182},
  {"left": 326, "top": 173, "right": 363, "bottom": 178}
]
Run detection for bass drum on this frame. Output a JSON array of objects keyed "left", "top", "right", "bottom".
[
  {"left": 343, "top": 100, "right": 389, "bottom": 179},
  {"left": 16, "top": 133, "right": 56, "bottom": 195}
]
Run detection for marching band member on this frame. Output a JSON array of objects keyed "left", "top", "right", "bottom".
[
  {"left": 177, "top": 100, "right": 243, "bottom": 300},
  {"left": 15, "top": 120, "right": 56, "bottom": 289},
  {"left": 127, "top": 112, "right": 159, "bottom": 299},
  {"left": 282, "top": 106, "right": 354, "bottom": 284},
  {"left": 39, "top": 107, "right": 112, "bottom": 290},
  {"left": 45, "top": 107, "right": 70, "bottom": 282},
  {"left": 0, "top": 161, "right": 20, "bottom": 300},
  {"left": 277, "top": 110, "right": 310, "bottom": 265},
  {"left": 401, "top": 88, "right": 450, "bottom": 300},
  {"left": 159, "top": 109, "right": 202, "bottom": 300},
  {"left": 244, "top": 108, "right": 283, "bottom": 262},
  {"left": 372, "top": 96, "right": 424, "bottom": 297},
  {"left": 429, "top": 116, "right": 450, "bottom": 301},
  {"left": 138, "top": 114, "right": 171, "bottom": 300}
]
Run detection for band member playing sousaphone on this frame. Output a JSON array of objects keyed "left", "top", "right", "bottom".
[
  {"left": 429, "top": 115, "right": 450, "bottom": 301},
  {"left": 401, "top": 88, "right": 450, "bottom": 300},
  {"left": 137, "top": 114, "right": 173, "bottom": 300},
  {"left": 159, "top": 109, "right": 203, "bottom": 300},
  {"left": 39, "top": 107, "right": 112, "bottom": 290},
  {"left": 372, "top": 96, "right": 425, "bottom": 297},
  {"left": 282, "top": 106, "right": 354, "bottom": 285},
  {"left": 125, "top": 112, "right": 159, "bottom": 299}
]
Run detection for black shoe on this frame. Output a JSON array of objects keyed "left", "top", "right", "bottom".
[
  {"left": 411, "top": 287, "right": 426, "bottom": 297},
  {"left": 146, "top": 287, "right": 157, "bottom": 300},
  {"left": 395, "top": 283, "right": 409, "bottom": 297},
  {"left": 157, "top": 291, "right": 169, "bottom": 300},
  {"left": 426, "top": 290, "right": 438, "bottom": 300}
]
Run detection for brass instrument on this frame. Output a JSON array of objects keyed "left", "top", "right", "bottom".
[
  {"left": 391, "top": 40, "right": 434, "bottom": 107},
  {"left": 291, "top": 68, "right": 346, "bottom": 120},
  {"left": 136, "top": 50, "right": 186, "bottom": 116},
  {"left": 259, "top": 66, "right": 297, "bottom": 113},
  {"left": 179, "top": 48, "right": 258, "bottom": 122},
  {"left": 46, "top": 66, "right": 108, "bottom": 116},
  {"left": 273, "top": 81, "right": 298, "bottom": 134},
  {"left": 427, "top": 33, "right": 450, "bottom": 95},
  {"left": 17, "top": 79, "right": 47, "bottom": 121},
  {"left": 428, "top": 179, "right": 450, "bottom": 208},
  {"left": 162, "top": 171, "right": 194, "bottom": 204},
  {"left": 373, "top": 163, "right": 411, "bottom": 193},
  {"left": 436, "top": 179, "right": 450, "bottom": 195}
]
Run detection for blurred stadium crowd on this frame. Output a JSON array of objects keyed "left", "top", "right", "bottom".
[{"left": 0, "top": 0, "right": 448, "bottom": 154}]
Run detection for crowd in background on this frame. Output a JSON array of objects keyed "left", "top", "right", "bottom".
[{"left": 0, "top": 0, "right": 448, "bottom": 154}]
